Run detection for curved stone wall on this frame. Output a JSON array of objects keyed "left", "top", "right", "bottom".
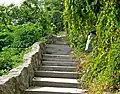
[{"left": 0, "top": 42, "right": 45, "bottom": 94}]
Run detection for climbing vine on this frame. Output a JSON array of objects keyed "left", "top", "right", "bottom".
[{"left": 64, "top": 0, "right": 120, "bottom": 93}]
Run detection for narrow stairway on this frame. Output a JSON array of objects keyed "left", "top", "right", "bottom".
[{"left": 23, "top": 36, "right": 86, "bottom": 94}]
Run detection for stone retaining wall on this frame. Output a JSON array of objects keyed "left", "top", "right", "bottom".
[{"left": 0, "top": 42, "right": 45, "bottom": 94}]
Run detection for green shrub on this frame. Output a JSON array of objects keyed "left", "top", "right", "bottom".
[
  {"left": 0, "top": 0, "right": 63, "bottom": 76},
  {"left": 0, "top": 23, "right": 48, "bottom": 75},
  {"left": 11, "top": 23, "right": 47, "bottom": 48},
  {"left": 64, "top": 0, "right": 120, "bottom": 93}
]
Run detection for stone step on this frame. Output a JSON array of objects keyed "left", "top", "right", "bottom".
[
  {"left": 41, "top": 66, "right": 76, "bottom": 72},
  {"left": 52, "top": 36, "right": 67, "bottom": 45},
  {"left": 45, "top": 44, "right": 70, "bottom": 48},
  {"left": 22, "top": 36, "right": 87, "bottom": 94},
  {"left": 24, "top": 87, "right": 86, "bottom": 94},
  {"left": 42, "top": 61, "right": 77, "bottom": 66},
  {"left": 43, "top": 54, "right": 73, "bottom": 59},
  {"left": 43, "top": 57, "right": 75, "bottom": 62},
  {"left": 45, "top": 44, "right": 72, "bottom": 55},
  {"left": 54, "top": 41, "right": 68, "bottom": 45},
  {"left": 45, "top": 49, "right": 71, "bottom": 55},
  {"left": 32, "top": 77, "right": 80, "bottom": 88},
  {"left": 35, "top": 71, "right": 79, "bottom": 79}
]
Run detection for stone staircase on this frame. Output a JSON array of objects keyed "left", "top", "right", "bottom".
[{"left": 23, "top": 36, "right": 86, "bottom": 94}]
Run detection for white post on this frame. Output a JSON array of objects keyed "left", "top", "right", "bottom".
[{"left": 85, "top": 33, "right": 96, "bottom": 51}]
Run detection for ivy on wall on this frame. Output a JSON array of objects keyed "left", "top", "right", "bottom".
[{"left": 64, "top": 0, "right": 120, "bottom": 93}]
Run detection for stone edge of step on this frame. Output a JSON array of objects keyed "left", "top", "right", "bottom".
[
  {"left": 35, "top": 70, "right": 79, "bottom": 74},
  {"left": 41, "top": 66, "right": 76, "bottom": 69},
  {"left": 32, "top": 77, "right": 79, "bottom": 84},
  {"left": 24, "top": 86, "right": 87, "bottom": 94}
]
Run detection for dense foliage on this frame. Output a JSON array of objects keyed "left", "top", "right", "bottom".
[
  {"left": 44, "top": 0, "right": 64, "bottom": 33},
  {"left": 0, "top": 0, "right": 63, "bottom": 75},
  {"left": 64, "top": 0, "right": 120, "bottom": 93}
]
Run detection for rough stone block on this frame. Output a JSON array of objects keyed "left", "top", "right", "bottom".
[{"left": 0, "top": 42, "right": 45, "bottom": 94}]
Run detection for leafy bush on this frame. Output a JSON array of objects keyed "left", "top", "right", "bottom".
[
  {"left": 11, "top": 23, "right": 47, "bottom": 48},
  {"left": 64, "top": 0, "right": 120, "bottom": 93},
  {"left": 0, "top": 0, "right": 63, "bottom": 75},
  {"left": 0, "top": 23, "right": 47, "bottom": 75},
  {"left": 44, "top": 0, "right": 64, "bottom": 33}
]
